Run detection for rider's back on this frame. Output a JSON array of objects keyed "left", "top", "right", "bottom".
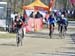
[
  {"left": 60, "top": 17, "right": 68, "bottom": 26},
  {"left": 48, "top": 15, "right": 55, "bottom": 24}
]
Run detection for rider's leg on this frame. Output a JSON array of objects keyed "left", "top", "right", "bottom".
[
  {"left": 65, "top": 26, "right": 67, "bottom": 31},
  {"left": 48, "top": 24, "right": 50, "bottom": 36},
  {"left": 23, "top": 26, "right": 26, "bottom": 36},
  {"left": 58, "top": 24, "right": 60, "bottom": 31},
  {"left": 22, "top": 27, "right": 24, "bottom": 38},
  {"left": 52, "top": 23, "right": 55, "bottom": 32}
]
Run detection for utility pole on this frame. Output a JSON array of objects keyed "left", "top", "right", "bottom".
[{"left": 7, "top": 0, "right": 12, "bottom": 29}]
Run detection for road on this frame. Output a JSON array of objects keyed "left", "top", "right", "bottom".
[
  {"left": 69, "top": 21, "right": 75, "bottom": 26},
  {"left": 0, "top": 24, "right": 75, "bottom": 56},
  {"left": 68, "top": 21, "right": 75, "bottom": 28}
]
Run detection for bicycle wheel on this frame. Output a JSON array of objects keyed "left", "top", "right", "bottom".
[
  {"left": 20, "top": 35, "right": 22, "bottom": 46},
  {"left": 49, "top": 30, "right": 52, "bottom": 38},
  {"left": 49, "top": 25, "right": 53, "bottom": 39},
  {"left": 16, "top": 29, "right": 22, "bottom": 47},
  {"left": 59, "top": 25, "right": 63, "bottom": 38},
  {"left": 22, "top": 28, "right": 24, "bottom": 39},
  {"left": 59, "top": 25, "right": 65, "bottom": 39},
  {"left": 16, "top": 33, "right": 20, "bottom": 47},
  {"left": 62, "top": 25, "right": 66, "bottom": 38}
]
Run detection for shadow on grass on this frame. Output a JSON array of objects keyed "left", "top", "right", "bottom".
[
  {"left": 0, "top": 43, "right": 16, "bottom": 46},
  {"left": 26, "top": 31, "right": 67, "bottom": 39}
]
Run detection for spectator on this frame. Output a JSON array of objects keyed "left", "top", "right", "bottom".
[{"left": 35, "top": 11, "right": 43, "bottom": 18}]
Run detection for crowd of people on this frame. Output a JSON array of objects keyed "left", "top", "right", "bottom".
[
  {"left": 45, "top": 11, "right": 68, "bottom": 35},
  {"left": 10, "top": 11, "right": 43, "bottom": 32},
  {"left": 10, "top": 10, "right": 69, "bottom": 37}
]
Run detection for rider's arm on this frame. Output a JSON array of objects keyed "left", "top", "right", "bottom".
[
  {"left": 47, "top": 19, "right": 50, "bottom": 28},
  {"left": 54, "top": 18, "right": 57, "bottom": 26},
  {"left": 47, "top": 18, "right": 50, "bottom": 25},
  {"left": 65, "top": 18, "right": 68, "bottom": 26},
  {"left": 54, "top": 17, "right": 57, "bottom": 23}
]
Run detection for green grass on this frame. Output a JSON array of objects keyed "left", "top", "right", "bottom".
[
  {"left": 68, "top": 17, "right": 75, "bottom": 21},
  {"left": 0, "top": 33, "right": 16, "bottom": 38}
]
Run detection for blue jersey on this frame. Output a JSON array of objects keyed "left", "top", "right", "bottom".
[
  {"left": 48, "top": 17, "right": 56, "bottom": 24},
  {"left": 60, "top": 18, "right": 68, "bottom": 25}
]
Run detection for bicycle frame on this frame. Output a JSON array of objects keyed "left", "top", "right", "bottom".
[{"left": 16, "top": 27, "right": 24, "bottom": 47}]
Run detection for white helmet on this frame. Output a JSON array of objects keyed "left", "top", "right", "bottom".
[{"left": 61, "top": 14, "right": 64, "bottom": 18}]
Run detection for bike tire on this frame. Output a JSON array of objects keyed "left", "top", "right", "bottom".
[
  {"left": 16, "top": 36, "right": 20, "bottom": 47},
  {"left": 49, "top": 30, "right": 52, "bottom": 39}
]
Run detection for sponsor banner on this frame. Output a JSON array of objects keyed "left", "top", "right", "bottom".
[{"left": 27, "top": 18, "right": 43, "bottom": 32}]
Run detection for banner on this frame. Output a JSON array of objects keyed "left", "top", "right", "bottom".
[
  {"left": 34, "top": 18, "right": 43, "bottom": 31},
  {"left": 27, "top": 18, "right": 43, "bottom": 32}
]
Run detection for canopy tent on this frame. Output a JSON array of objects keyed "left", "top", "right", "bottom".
[
  {"left": 23, "top": 0, "right": 55, "bottom": 32},
  {"left": 23, "top": 0, "right": 49, "bottom": 11}
]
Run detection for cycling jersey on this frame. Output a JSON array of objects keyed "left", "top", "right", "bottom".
[
  {"left": 14, "top": 18, "right": 23, "bottom": 28},
  {"left": 60, "top": 18, "right": 68, "bottom": 26},
  {"left": 48, "top": 16, "right": 56, "bottom": 25}
]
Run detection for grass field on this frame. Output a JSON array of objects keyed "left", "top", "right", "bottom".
[{"left": 0, "top": 33, "right": 16, "bottom": 38}]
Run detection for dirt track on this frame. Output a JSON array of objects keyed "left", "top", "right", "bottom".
[{"left": 0, "top": 29, "right": 75, "bottom": 56}]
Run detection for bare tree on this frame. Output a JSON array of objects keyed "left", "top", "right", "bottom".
[{"left": 13, "top": 0, "right": 17, "bottom": 12}]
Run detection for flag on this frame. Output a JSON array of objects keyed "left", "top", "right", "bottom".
[
  {"left": 48, "top": 0, "right": 55, "bottom": 11},
  {"left": 70, "top": 0, "right": 75, "bottom": 6}
]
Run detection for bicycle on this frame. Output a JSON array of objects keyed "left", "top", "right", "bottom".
[
  {"left": 59, "top": 24, "right": 66, "bottom": 38},
  {"left": 49, "top": 24, "right": 54, "bottom": 39},
  {"left": 16, "top": 27, "right": 24, "bottom": 47}
]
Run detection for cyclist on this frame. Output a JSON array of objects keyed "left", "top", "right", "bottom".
[
  {"left": 13, "top": 15, "right": 25, "bottom": 46},
  {"left": 58, "top": 14, "right": 68, "bottom": 31},
  {"left": 13, "top": 15, "right": 23, "bottom": 32},
  {"left": 48, "top": 14, "right": 56, "bottom": 37},
  {"left": 56, "top": 14, "right": 62, "bottom": 31}
]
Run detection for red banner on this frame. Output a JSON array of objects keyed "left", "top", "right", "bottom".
[
  {"left": 34, "top": 6, "right": 49, "bottom": 11},
  {"left": 26, "top": 18, "right": 43, "bottom": 32}
]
